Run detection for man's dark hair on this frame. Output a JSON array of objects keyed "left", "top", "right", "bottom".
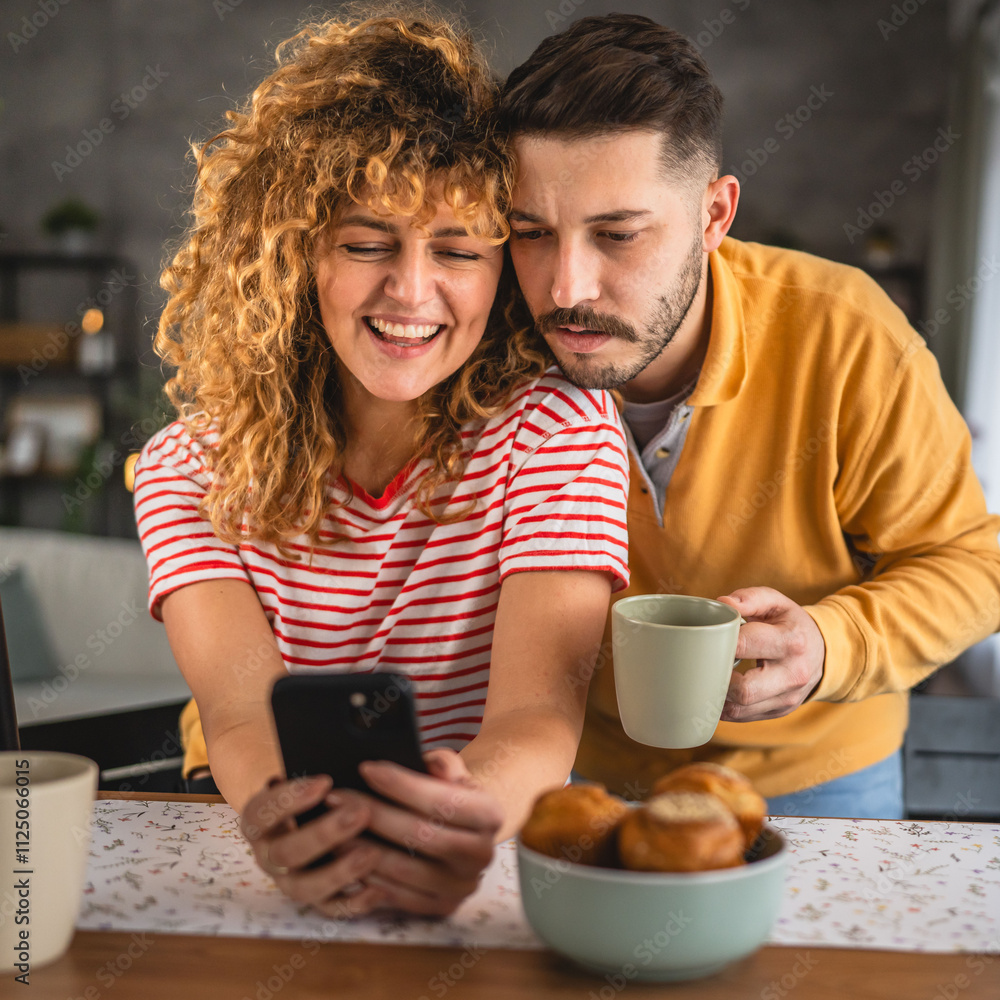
[{"left": 499, "top": 13, "right": 724, "bottom": 180}]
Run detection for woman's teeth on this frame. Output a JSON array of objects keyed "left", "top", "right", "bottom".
[{"left": 367, "top": 317, "right": 442, "bottom": 343}]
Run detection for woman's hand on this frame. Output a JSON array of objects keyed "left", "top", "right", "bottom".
[
  {"left": 239, "top": 774, "right": 387, "bottom": 918},
  {"left": 343, "top": 748, "right": 503, "bottom": 917}
]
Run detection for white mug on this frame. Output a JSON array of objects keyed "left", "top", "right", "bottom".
[{"left": 0, "top": 752, "right": 98, "bottom": 975}]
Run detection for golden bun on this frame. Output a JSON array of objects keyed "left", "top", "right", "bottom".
[
  {"left": 617, "top": 792, "right": 746, "bottom": 873},
  {"left": 651, "top": 762, "right": 766, "bottom": 849},
  {"left": 520, "top": 784, "right": 630, "bottom": 867}
]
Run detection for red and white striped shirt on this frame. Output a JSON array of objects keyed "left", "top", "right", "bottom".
[{"left": 133, "top": 369, "right": 629, "bottom": 750}]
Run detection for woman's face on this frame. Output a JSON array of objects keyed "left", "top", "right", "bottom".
[{"left": 315, "top": 197, "right": 503, "bottom": 406}]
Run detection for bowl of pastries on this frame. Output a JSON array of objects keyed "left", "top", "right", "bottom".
[{"left": 516, "top": 763, "right": 787, "bottom": 982}]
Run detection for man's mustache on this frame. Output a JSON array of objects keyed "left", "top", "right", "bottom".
[{"left": 535, "top": 307, "right": 640, "bottom": 343}]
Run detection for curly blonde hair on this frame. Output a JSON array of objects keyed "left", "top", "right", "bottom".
[{"left": 155, "top": 7, "right": 551, "bottom": 549}]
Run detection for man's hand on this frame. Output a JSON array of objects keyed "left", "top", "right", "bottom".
[{"left": 716, "top": 587, "right": 826, "bottom": 722}]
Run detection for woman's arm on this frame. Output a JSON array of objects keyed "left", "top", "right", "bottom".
[
  {"left": 160, "top": 579, "right": 288, "bottom": 813},
  {"left": 461, "top": 567, "right": 612, "bottom": 837},
  {"left": 162, "top": 579, "right": 391, "bottom": 915}
]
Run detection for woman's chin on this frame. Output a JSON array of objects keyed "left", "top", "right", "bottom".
[
  {"left": 353, "top": 360, "right": 471, "bottom": 406},
  {"left": 357, "top": 376, "right": 440, "bottom": 405}
]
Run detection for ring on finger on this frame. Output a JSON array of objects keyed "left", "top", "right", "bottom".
[{"left": 260, "top": 839, "right": 293, "bottom": 877}]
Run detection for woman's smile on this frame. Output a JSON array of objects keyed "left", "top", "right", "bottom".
[
  {"left": 363, "top": 314, "right": 446, "bottom": 358},
  {"left": 315, "top": 198, "right": 503, "bottom": 407}
]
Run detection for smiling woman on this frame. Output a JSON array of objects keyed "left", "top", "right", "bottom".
[
  {"left": 314, "top": 199, "right": 504, "bottom": 456},
  {"left": 131, "top": 7, "right": 630, "bottom": 921}
]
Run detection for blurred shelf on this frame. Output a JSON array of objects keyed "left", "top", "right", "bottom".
[{"left": 0, "top": 252, "right": 140, "bottom": 536}]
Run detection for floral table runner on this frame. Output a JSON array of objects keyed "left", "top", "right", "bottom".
[{"left": 76, "top": 800, "right": 1000, "bottom": 953}]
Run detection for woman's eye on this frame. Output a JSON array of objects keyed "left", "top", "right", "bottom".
[
  {"left": 438, "top": 250, "right": 482, "bottom": 261},
  {"left": 341, "top": 244, "right": 389, "bottom": 256}
]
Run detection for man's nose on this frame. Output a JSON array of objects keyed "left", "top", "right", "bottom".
[
  {"left": 384, "top": 248, "right": 436, "bottom": 307},
  {"left": 550, "top": 241, "right": 600, "bottom": 309}
]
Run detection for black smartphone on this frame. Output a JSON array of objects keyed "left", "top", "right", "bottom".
[{"left": 270, "top": 672, "right": 428, "bottom": 831}]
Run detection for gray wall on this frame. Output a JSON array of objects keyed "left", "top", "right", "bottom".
[{"left": 1, "top": 0, "right": 951, "bottom": 351}]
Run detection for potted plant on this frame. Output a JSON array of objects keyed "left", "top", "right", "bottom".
[{"left": 41, "top": 198, "right": 101, "bottom": 253}]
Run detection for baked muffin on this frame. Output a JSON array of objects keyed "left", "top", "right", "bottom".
[
  {"left": 651, "top": 762, "right": 766, "bottom": 849},
  {"left": 520, "top": 784, "right": 630, "bottom": 867},
  {"left": 617, "top": 792, "right": 745, "bottom": 872}
]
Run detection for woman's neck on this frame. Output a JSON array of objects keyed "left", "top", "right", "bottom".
[{"left": 340, "top": 378, "right": 420, "bottom": 497}]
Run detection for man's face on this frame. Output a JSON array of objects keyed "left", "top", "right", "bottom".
[{"left": 509, "top": 131, "right": 707, "bottom": 391}]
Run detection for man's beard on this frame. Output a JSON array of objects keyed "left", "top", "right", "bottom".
[{"left": 533, "top": 237, "right": 704, "bottom": 391}]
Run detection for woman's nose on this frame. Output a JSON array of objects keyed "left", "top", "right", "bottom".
[{"left": 384, "top": 249, "right": 436, "bottom": 308}]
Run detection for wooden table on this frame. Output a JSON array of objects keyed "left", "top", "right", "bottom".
[{"left": 30, "top": 793, "right": 1000, "bottom": 999}]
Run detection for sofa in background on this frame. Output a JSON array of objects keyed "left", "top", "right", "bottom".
[{"left": 1, "top": 527, "right": 190, "bottom": 789}]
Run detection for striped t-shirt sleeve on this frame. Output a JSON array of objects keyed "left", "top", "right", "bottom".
[
  {"left": 133, "top": 422, "right": 251, "bottom": 621},
  {"left": 498, "top": 383, "right": 630, "bottom": 590}
]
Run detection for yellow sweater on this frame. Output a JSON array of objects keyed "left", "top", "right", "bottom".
[{"left": 576, "top": 238, "right": 1000, "bottom": 799}]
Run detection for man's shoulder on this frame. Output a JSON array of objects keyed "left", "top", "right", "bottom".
[{"left": 720, "top": 237, "right": 909, "bottom": 345}]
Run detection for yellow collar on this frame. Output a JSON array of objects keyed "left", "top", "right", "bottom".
[{"left": 687, "top": 239, "right": 748, "bottom": 407}]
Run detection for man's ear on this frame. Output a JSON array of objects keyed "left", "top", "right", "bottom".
[{"left": 702, "top": 175, "right": 740, "bottom": 252}]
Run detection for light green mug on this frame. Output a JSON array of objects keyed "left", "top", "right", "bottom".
[{"left": 612, "top": 595, "right": 744, "bottom": 748}]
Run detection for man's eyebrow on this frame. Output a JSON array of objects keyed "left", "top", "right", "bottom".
[
  {"left": 338, "top": 215, "right": 474, "bottom": 239},
  {"left": 584, "top": 210, "right": 651, "bottom": 224},
  {"left": 510, "top": 210, "right": 546, "bottom": 224},
  {"left": 509, "top": 209, "right": 652, "bottom": 224}
]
